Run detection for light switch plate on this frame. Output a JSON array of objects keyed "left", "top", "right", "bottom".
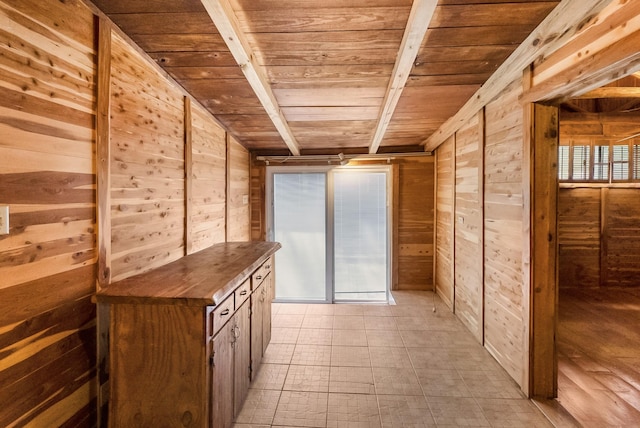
[
  {"left": 0, "top": 205, "right": 9, "bottom": 235},
  {"left": 242, "top": 195, "right": 249, "bottom": 205}
]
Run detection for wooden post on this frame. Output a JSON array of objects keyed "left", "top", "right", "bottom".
[
  {"left": 478, "top": 108, "right": 486, "bottom": 346},
  {"left": 529, "top": 103, "right": 560, "bottom": 399},
  {"left": 600, "top": 187, "right": 609, "bottom": 287},
  {"left": 225, "top": 132, "right": 231, "bottom": 242},
  {"left": 392, "top": 163, "right": 400, "bottom": 290}
]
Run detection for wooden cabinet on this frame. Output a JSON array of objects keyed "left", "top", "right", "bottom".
[
  {"left": 96, "top": 242, "right": 280, "bottom": 428},
  {"left": 250, "top": 256, "right": 274, "bottom": 379}
]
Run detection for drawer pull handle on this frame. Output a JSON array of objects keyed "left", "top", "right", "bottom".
[
  {"left": 220, "top": 308, "right": 230, "bottom": 316},
  {"left": 255, "top": 275, "right": 262, "bottom": 280},
  {"left": 240, "top": 290, "right": 247, "bottom": 296}
]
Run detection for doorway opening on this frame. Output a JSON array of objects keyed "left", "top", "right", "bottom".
[
  {"left": 554, "top": 73, "right": 640, "bottom": 426},
  {"left": 267, "top": 166, "right": 392, "bottom": 304}
]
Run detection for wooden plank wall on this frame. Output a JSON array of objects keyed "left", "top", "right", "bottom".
[
  {"left": 454, "top": 112, "right": 484, "bottom": 342},
  {"left": 0, "top": 0, "right": 99, "bottom": 425},
  {"left": 435, "top": 136, "right": 455, "bottom": 308},
  {"left": 227, "top": 135, "right": 250, "bottom": 241},
  {"left": 483, "top": 83, "right": 527, "bottom": 387},
  {"left": 558, "top": 188, "right": 601, "bottom": 288},
  {"left": 436, "top": 82, "right": 529, "bottom": 389},
  {"left": 396, "top": 157, "right": 434, "bottom": 290},
  {"left": 109, "top": 33, "right": 186, "bottom": 281},
  {"left": 190, "top": 102, "right": 226, "bottom": 254}
]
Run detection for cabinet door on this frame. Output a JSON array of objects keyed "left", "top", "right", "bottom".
[
  {"left": 262, "top": 273, "right": 272, "bottom": 353},
  {"left": 234, "top": 301, "right": 251, "bottom": 418},
  {"left": 211, "top": 320, "right": 234, "bottom": 428},
  {"left": 250, "top": 282, "right": 264, "bottom": 380}
]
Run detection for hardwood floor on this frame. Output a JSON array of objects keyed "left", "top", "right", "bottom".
[{"left": 558, "top": 287, "right": 640, "bottom": 427}]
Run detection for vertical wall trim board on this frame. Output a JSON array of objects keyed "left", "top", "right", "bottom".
[
  {"left": 478, "top": 108, "right": 486, "bottom": 347},
  {"left": 96, "top": 18, "right": 112, "bottom": 427},
  {"left": 225, "top": 132, "right": 231, "bottom": 242},
  {"left": 522, "top": 66, "right": 534, "bottom": 396},
  {"left": 452, "top": 133, "right": 456, "bottom": 313},
  {"left": 392, "top": 164, "right": 400, "bottom": 290},
  {"left": 600, "top": 187, "right": 609, "bottom": 287},
  {"left": 185, "top": 97, "right": 193, "bottom": 255},
  {"left": 433, "top": 150, "right": 439, "bottom": 295}
]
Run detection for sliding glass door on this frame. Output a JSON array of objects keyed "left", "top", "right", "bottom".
[
  {"left": 272, "top": 171, "right": 328, "bottom": 301},
  {"left": 268, "top": 166, "right": 391, "bottom": 303}
]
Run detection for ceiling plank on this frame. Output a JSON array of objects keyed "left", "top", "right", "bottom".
[
  {"left": 369, "top": 0, "right": 438, "bottom": 154},
  {"left": 200, "top": 0, "right": 301, "bottom": 155},
  {"left": 573, "top": 87, "right": 640, "bottom": 99},
  {"left": 424, "top": 0, "right": 614, "bottom": 151}
]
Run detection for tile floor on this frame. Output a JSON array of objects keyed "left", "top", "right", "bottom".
[{"left": 233, "top": 291, "right": 555, "bottom": 427}]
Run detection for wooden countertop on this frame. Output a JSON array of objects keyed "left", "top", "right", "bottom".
[{"left": 95, "top": 241, "right": 281, "bottom": 306}]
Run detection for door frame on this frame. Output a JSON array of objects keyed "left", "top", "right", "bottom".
[{"left": 265, "top": 165, "right": 393, "bottom": 303}]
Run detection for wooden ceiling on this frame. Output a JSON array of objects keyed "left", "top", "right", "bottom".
[{"left": 92, "top": 0, "right": 561, "bottom": 155}]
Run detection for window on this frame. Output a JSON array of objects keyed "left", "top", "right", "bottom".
[
  {"left": 571, "top": 145, "right": 590, "bottom": 180},
  {"left": 612, "top": 145, "right": 629, "bottom": 180},
  {"left": 593, "top": 145, "right": 609, "bottom": 181},
  {"left": 559, "top": 141, "right": 640, "bottom": 183}
]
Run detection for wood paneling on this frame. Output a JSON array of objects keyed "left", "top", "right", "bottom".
[
  {"left": 227, "top": 135, "right": 251, "bottom": 241},
  {"left": 454, "top": 111, "right": 484, "bottom": 342},
  {"left": 558, "top": 188, "right": 601, "bottom": 288},
  {"left": 435, "top": 136, "right": 455, "bottom": 308},
  {"left": 396, "top": 157, "right": 435, "bottom": 290},
  {"left": 603, "top": 188, "right": 640, "bottom": 287},
  {"left": 0, "top": 0, "right": 98, "bottom": 425},
  {"left": 189, "top": 101, "right": 226, "bottom": 253},
  {"left": 250, "top": 157, "right": 267, "bottom": 241},
  {"left": 109, "top": 33, "right": 185, "bottom": 281},
  {"left": 483, "top": 84, "right": 527, "bottom": 388}
]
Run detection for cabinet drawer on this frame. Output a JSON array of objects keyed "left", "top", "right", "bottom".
[
  {"left": 235, "top": 278, "right": 251, "bottom": 307},
  {"left": 251, "top": 258, "right": 272, "bottom": 290},
  {"left": 211, "top": 295, "right": 234, "bottom": 336}
]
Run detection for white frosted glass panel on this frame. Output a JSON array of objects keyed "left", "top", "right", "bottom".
[
  {"left": 333, "top": 171, "right": 387, "bottom": 301},
  {"left": 273, "top": 173, "right": 326, "bottom": 300}
]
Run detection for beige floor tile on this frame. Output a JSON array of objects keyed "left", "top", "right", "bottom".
[
  {"left": 331, "top": 345, "right": 371, "bottom": 367},
  {"left": 333, "top": 315, "right": 365, "bottom": 330},
  {"left": 297, "top": 328, "right": 333, "bottom": 346},
  {"left": 395, "top": 316, "right": 429, "bottom": 331},
  {"left": 362, "top": 305, "right": 394, "bottom": 317},
  {"left": 377, "top": 394, "right": 436, "bottom": 427},
  {"left": 369, "top": 346, "right": 412, "bottom": 368},
  {"left": 424, "top": 330, "right": 478, "bottom": 348},
  {"left": 302, "top": 314, "right": 334, "bottom": 329},
  {"left": 292, "top": 344, "right": 332, "bottom": 366},
  {"left": 278, "top": 303, "right": 309, "bottom": 315},
  {"left": 271, "top": 327, "right": 301, "bottom": 344},
  {"left": 373, "top": 367, "right": 423, "bottom": 396},
  {"left": 458, "top": 369, "right": 525, "bottom": 399},
  {"left": 451, "top": 347, "right": 503, "bottom": 372},
  {"left": 250, "top": 363, "right": 289, "bottom": 390},
  {"left": 329, "top": 366, "right": 375, "bottom": 395},
  {"left": 234, "top": 389, "right": 281, "bottom": 425},
  {"left": 273, "top": 314, "right": 305, "bottom": 329},
  {"left": 332, "top": 329, "right": 367, "bottom": 346},
  {"left": 283, "top": 364, "right": 330, "bottom": 393},
  {"left": 390, "top": 305, "right": 428, "bottom": 317},
  {"left": 232, "top": 424, "right": 271, "bottom": 428},
  {"left": 326, "top": 393, "right": 380, "bottom": 428},
  {"left": 407, "top": 347, "right": 456, "bottom": 370},
  {"left": 263, "top": 343, "right": 295, "bottom": 364},
  {"left": 364, "top": 315, "right": 398, "bottom": 330},
  {"left": 426, "top": 396, "right": 490, "bottom": 426},
  {"left": 476, "top": 398, "right": 554, "bottom": 427},
  {"left": 414, "top": 368, "right": 472, "bottom": 398},
  {"left": 333, "top": 304, "right": 364, "bottom": 315},
  {"left": 306, "top": 304, "right": 335, "bottom": 315},
  {"left": 399, "top": 329, "right": 439, "bottom": 348},
  {"left": 272, "top": 391, "right": 328, "bottom": 428},
  {"left": 366, "top": 330, "right": 405, "bottom": 347}
]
